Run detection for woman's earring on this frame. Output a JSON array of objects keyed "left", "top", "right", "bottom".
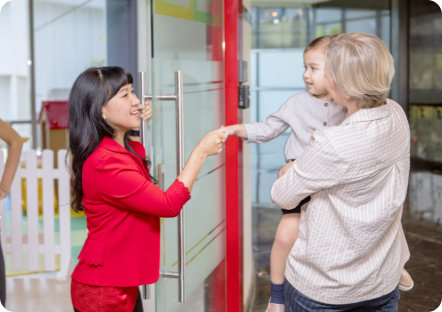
[{"left": 102, "top": 113, "right": 107, "bottom": 120}]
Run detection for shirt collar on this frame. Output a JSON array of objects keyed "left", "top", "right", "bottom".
[
  {"left": 341, "top": 100, "right": 391, "bottom": 126},
  {"left": 311, "top": 94, "right": 335, "bottom": 105},
  {"left": 99, "top": 136, "right": 150, "bottom": 179},
  {"left": 100, "top": 136, "right": 131, "bottom": 154}
]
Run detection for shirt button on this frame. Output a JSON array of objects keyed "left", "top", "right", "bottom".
[
  {"left": 323, "top": 121, "right": 327, "bottom": 126},
  {"left": 324, "top": 103, "right": 328, "bottom": 107}
]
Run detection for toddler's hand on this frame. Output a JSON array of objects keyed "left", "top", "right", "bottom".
[
  {"left": 220, "top": 125, "right": 236, "bottom": 141},
  {"left": 278, "top": 161, "right": 294, "bottom": 178},
  {"left": 218, "top": 126, "right": 235, "bottom": 143}
]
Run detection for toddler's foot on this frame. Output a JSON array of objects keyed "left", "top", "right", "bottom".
[
  {"left": 399, "top": 269, "right": 414, "bottom": 291},
  {"left": 265, "top": 302, "right": 284, "bottom": 312}
]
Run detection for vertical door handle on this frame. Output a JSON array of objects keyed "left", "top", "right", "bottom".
[{"left": 138, "top": 71, "right": 185, "bottom": 303}]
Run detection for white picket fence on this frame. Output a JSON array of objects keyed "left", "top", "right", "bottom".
[{"left": 0, "top": 149, "right": 71, "bottom": 280}]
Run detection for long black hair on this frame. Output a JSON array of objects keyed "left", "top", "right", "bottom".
[{"left": 69, "top": 66, "right": 153, "bottom": 212}]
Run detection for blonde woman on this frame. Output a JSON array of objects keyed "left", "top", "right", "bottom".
[{"left": 271, "top": 33, "right": 411, "bottom": 310}]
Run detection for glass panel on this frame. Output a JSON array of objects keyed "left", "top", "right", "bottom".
[
  {"left": 250, "top": 51, "right": 257, "bottom": 87},
  {"left": 315, "top": 22, "right": 341, "bottom": 36},
  {"left": 149, "top": 0, "right": 226, "bottom": 310},
  {"left": 408, "top": 0, "right": 442, "bottom": 229},
  {"left": 250, "top": 0, "right": 393, "bottom": 217},
  {"left": 249, "top": 90, "right": 293, "bottom": 208},
  {"left": 315, "top": 8, "right": 341, "bottom": 23},
  {"left": 346, "top": 9, "right": 376, "bottom": 19},
  {"left": 252, "top": 7, "right": 308, "bottom": 49},
  {"left": 258, "top": 90, "right": 300, "bottom": 121},
  {"left": 250, "top": 2, "right": 394, "bottom": 310},
  {"left": 346, "top": 18, "right": 376, "bottom": 34},
  {"left": 258, "top": 49, "right": 305, "bottom": 88},
  {"left": 380, "top": 15, "right": 390, "bottom": 48}
]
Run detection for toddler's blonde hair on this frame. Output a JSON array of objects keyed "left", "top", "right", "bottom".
[{"left": 304, "top": 35, "right": 336, "bottom": 54}]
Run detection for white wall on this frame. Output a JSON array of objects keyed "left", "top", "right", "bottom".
[
  {"left": 0, "top": 0, "right": 30, "bottom": 122},
  {"left": 34, "top": 0, "right": 106, "bottom": 109},
  {"left": 0, "top": 0, "right": 106, "bottom": 150}
]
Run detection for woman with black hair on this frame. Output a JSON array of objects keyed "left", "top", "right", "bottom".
[{"left": 69, "top": 66, "right": 225, "bottom": 312}]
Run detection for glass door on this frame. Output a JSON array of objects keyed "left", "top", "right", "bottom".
[{"left": 140, "top": 0, "right": 226, "bottom": 311}]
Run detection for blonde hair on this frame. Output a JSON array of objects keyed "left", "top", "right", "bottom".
[
  {"left": 326, "top": 33, "right": 395, "bottom": 108},
  {"left": 304, "top": 35, "right": 336, "bottom": 54}
]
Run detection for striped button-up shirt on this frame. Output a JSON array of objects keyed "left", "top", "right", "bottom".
[
  {"left": 271, "top": 99, "right": 410, "bottom": 304},
  {"left": 244, "top": 92, "right": 347, "bottom": 161}
]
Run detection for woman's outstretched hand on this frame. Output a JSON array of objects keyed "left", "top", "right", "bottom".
[
  {"left": 178, "top": 127, "right": 227, "bottom": 191},
  {"left": 196, "top": 127, "right": 227, "bottom": 157}
]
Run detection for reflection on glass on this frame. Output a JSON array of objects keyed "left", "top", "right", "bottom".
[
  {"left": 315, "top": 8, "right": 341, "bottom": 23},
  {"left": 252, "top": 7, "right": 308, "bottom": 49},
  {"left": 346, "top": 9, "right": 378, "bottom": 19},
  {"left": 346, "top": 19, "right": 376, "bottom": 35},
  {"left": 408, "top": 0, "right": 442, "bottom": 222},
  {"left": 409, "top": 0, "right": 442, "bottom": 167},
  {"left": 315, "top": 23, "right": 341, "bottom": 37},
  {"left": 151, "top": 0, "right": 227, "bottom": 309}
]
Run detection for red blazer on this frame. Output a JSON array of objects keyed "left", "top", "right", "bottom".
[{"left": 71, "top": 136, "right": 190, "bottom": 287}]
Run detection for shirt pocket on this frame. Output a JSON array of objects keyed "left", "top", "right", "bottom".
[{"left": 78, "top": 238, "right": 105, "bottom": 267}]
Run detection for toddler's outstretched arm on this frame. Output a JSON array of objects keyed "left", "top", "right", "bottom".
[{"left": 223, "top": 124, "right": 247, "bottom": 140}]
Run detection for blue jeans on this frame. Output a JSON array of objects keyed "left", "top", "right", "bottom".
[{"left": 284, "top": 281, "right": 400, "bottom": 312}]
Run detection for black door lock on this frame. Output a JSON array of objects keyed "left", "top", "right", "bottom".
[{"left": 239, "top": 84, "right": 250, "bottom": 109}]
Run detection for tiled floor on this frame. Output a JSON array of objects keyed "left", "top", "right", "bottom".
[
  {"left": 4, "top": 273, "right": 155, "bottom": 312},
  {"left": 399, "top": 219, "right": 442, "bottom": 312},
  {"left": 5, "top": 272, "right": 72, "bottom": 312},
  {"left": 3, "top": 214, "right": 442, "bottom": 312},
  {"left": 3, "top": 193, "right": 441, "bottom": 311},
  {"left": 4, "top": 216, "right": 86, "bottom": 312},
  {"left": 251, "top": 206, "right": 442, "bottom": 311}
]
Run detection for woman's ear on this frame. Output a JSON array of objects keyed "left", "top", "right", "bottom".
[{"left": 101, "top": 108, "right": 107, "bottom": 121}]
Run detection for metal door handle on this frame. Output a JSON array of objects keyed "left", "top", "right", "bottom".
[{"left": 138, "top": 71, "right": 185, "bottom": 303}]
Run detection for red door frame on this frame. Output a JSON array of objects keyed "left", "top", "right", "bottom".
[{"left": 224, "top": 0, "right": 244, "bottom": 311}]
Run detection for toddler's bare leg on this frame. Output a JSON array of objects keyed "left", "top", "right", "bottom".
[
  {"left": 266, "top": 213, "right": 300, "bottom": 312},
  {"left": 270, "top": 213, "right": 300, "bottom": 284}
]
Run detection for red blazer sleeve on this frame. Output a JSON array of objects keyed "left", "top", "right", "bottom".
[{"left": 87, "top": 152, "right": 190, "bottom": 218}]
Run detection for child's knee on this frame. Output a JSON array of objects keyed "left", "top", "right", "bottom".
[
  {"left": 274, "top": 229, "right": 298, "bottom": 247},
  {"left": 279, "top": 213, "right": 300, "bottom": 230}
]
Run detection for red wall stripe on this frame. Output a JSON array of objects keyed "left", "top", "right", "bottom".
[{"left": 224, "top": 0, "right": 243, "bottom": 311}]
